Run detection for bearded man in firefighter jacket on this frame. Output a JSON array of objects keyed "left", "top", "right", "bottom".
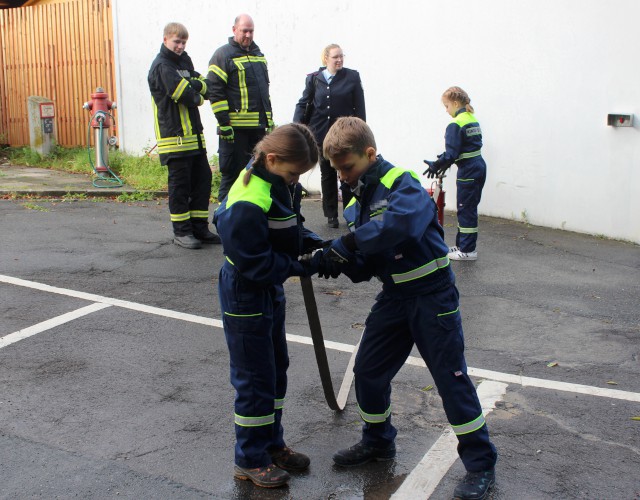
[
  {"left": 148, "top": 22, "right": 221, "bottom": 249},
  {"left": 207, "top": 14, "right": 273, "bottom": 203}
]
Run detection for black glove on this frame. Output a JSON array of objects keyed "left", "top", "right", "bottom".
[
  {"left": 218, "top": 125, "right": 234, "bottom": 143},
  {"left": 423, "top": 159, "right": 438, "bottom": 178},
  {"left": 190, "top": 78, "right": 203, "bottom": 93},
  {"left": 317, "top": 255, "right": 341, "bottom": 279}
]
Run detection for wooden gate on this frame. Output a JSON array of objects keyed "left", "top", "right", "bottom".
[{"left": 0, "top": 0, "right": 115, "bottom": 147}]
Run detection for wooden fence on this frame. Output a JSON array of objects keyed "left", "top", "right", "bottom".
[{"left": 0, "top": 0, "right": 116, "bottom": 147}]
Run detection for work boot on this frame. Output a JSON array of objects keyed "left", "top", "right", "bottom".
[
  {"left": 173, "top": 234, "right": 202, "bottom": 249},
  {"left": 453, "top": 469, "right": 495, "bottom": 500},
  {"left": 233, "top": 464, "right": 290, "bottom": 488},
  {"left": 193, "top": 229, "right": 221, "bottom": 244},
  {"left": 333, "top": 440, "right": 396, "bottom": 467},
  {"left": 327, "top": 217, "right": 339, "bottom": 228},
  {"left": 448, "top": 248, "right": 477, "bottom": 261},
  {"left": 269, "top": 446, "right": 310, "bottom": 472}
]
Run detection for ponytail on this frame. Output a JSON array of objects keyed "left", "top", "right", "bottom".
[{"left": 443, "top": 86, "right": 474, "bottom": 113}]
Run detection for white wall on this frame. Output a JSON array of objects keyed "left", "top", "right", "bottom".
[{"left": 113, "top": 0, "right": 640, "bottom": 244}]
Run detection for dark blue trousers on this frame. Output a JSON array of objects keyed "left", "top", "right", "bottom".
[
  {"left": 354, "top": 285, "right": 497, "bottom": 472},
  {"left": 455, "top": 158, "right": 487, "bottom": 252},
  {"left": 219, "top": 263, "right": 288, "bottom": 468}
]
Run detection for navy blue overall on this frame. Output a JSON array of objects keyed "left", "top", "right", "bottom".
[
  {"left": 213, "top": 164, "right": 322, "bottom": 469},
  {"left": 341, "top": 156, "right": 497, "bottom": 472},
  {"left": 432, "top": 109, "right": 487, "bottom": 252}
]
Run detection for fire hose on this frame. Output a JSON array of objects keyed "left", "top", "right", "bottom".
[{"left": 300, "top": 275, "right": 362, "bottom": 411}]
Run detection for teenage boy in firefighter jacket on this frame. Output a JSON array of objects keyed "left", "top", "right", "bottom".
[
  {"left": 148, "top": 22, "right": 220, "bottom": 249},
  {"left": 321, "top": 117, "right": 498, "bottom": 500},
  {"left": 207, "top": 14, "right": 273, "bottom": 202}
]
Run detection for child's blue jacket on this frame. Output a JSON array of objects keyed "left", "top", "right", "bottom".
[{"left": 342, "top": 156, "right": 454, "bottom": 297}]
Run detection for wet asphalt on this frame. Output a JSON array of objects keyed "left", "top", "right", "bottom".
[{"left": 0, "top": 165, "right": 639, "bottom": 499}]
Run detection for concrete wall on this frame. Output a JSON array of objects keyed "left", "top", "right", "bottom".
[{"left": 112, "top": 0, "right": 640, "bottom": 244}]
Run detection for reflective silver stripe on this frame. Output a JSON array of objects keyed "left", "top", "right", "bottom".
[
  {"left": 452, "top": 413, "right": 486, "bottom": 435},
  {"left": 234, "top": 413, "right": 275, "bottom": 427},
  {"left": 391, "top": 256, "right": 450, "bottom": 284},
  {"left": 274, "top": 398, "right": 285, "bottom": 410},
  {"left": 458, "top": 225, "right": 478, "bottom": 234},
  {"left": 268, "top": 217, "right": 297, "bottom": 229},
  {"left": 358, "top": 404, "right": 391, "bottom": 424},
  {"left": 456, "top": 149, "right": 481, "bottom": 161}
]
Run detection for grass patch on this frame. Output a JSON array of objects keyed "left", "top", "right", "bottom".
[{"left": 22, "top": 202, "right": 49, "bottom": 211}]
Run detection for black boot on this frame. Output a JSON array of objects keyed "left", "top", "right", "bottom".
[
  {"left": 453, "top": 469, "right": 495, "bottom": 500},
  {"left": 333, "top": 440, "right": 396, "bottom": 467}
]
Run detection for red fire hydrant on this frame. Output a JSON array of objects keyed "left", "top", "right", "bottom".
[{"left": 83, "top": 87, "right": 117, "bottom": 174}]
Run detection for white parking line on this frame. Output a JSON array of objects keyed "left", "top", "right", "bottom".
[
  {"left": 1, "top": 302, "right": 111, "bottom": 349},
  {"left": 2, "top": 274, "right": 639, "bottom": 403},
  {"left": 391, "top": 381, "right": 508, "bottom": 500}
]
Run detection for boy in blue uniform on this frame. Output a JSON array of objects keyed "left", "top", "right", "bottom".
[
  {"left": 322, "top": 117, "right": 497, "bottom": 500},
  {"left": 424, "top": 86, "right": 487, "bottom": 261}
]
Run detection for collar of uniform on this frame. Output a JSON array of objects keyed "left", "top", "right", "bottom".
[
  {"left": 360, "top": 155, "right": 387, "bottom": 186},
  {"left": 160, "top": 43, "right": 182, "bottom": 62},
  {"left": 455, "top": 108, "right": 467, "bottom": 117},
  {"left": 228, "top": 36, "right": 260, "bottom": 54}
]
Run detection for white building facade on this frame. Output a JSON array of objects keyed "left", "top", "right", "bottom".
[{"left": 112, "top": 0, "right": 640, "bottom": 243}]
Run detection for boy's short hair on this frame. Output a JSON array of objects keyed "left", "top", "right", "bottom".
[
  {"left": 323, "top": 117, "right": 376, "bottom": 159},
  {"left": 163, "top": 22, "right": 189, "bottom": 39}
]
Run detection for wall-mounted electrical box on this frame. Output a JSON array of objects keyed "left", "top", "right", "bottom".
[{"left": 607, "top": 114, "right": 633, "bottom": 127}]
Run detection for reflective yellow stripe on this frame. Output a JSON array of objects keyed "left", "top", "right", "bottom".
[
  {"left": 170, "top": 212, "right": 190, "bottom": 222},
  {"left": 358, "top": 404, "right": 391, "bottom": 424},
  {"left": 157, "top": 135, "right": 205, "bottom": 155},
  {"left": 234, "top": 413, "right": 274, "bottom": 427},
  {"left": 171, "top": 79, "right": 189, "bottom": 102},
  {"left": 178, "top": 103, "right": 191, "bottom": 135},
  {"left": 452, "top": 413, "right": 486, "bottom": 435},
  {"left": 458, "top": 225, "right": 478, "bottom": 234},
  {"left": 456, "top": 150, "right": 481, "bottom": 161},
  {"left": 274, "top": 398, "right": 285, "bottom": 410},
  {"left": 190, "top": 210, "right": 209, "bottom": 219},
  {"left": 233, "top": 59, "right": 249, "bottom": 110},
  {"left": 211, "top": 100, "right": 229, "bottom": 113},
  {"left": 208, "top": 64, "right": 228, "bottom": 83},
  {"left": 224, "top": 311, "right": 262, "bottom": 317},
  {"left": 437, "top": 307, "right": 459, "bottom": 317},
  {"left": 391, "top": 256, "right": 450, "bottom": 284}
]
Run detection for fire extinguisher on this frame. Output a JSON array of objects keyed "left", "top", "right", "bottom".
[
  {"left": 83, "top": 87, "right": 122, "bottom": 188},
  {"left": 424, "top": 173, "right": 446, "bottom": 226}
]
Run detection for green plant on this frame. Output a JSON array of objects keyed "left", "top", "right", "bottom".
[
  {"left": 9, "top": 147, "right": 43, "bottom": 166},
  {"left": 116, "top": 191, "right": 156, "bottom": 202},
  {"left": 22, "top": 202, "right": 48, "bottom": 211}
]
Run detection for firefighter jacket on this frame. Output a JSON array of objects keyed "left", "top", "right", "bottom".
[
  {"left": 207, "top": 38, "right": 272, "bottom": 129},
  {"left": 433, "top": 108, "right": 483, "bottom": 171},
  {"left": 213, "top": 163, "right": 322, "bottom": 287},
  {"left": 342, "top": 156, "right": 454, "bottom": 297},
  {"left": 148, "top": 45, "right": 209, "bottom": 165},
  {"left": 293, "top": 67, "right": 366, "bottom": 145}
]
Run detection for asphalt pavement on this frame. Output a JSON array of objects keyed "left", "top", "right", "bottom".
[{"left": 1, "top": 164, "right": 639, "bottom": 499}]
